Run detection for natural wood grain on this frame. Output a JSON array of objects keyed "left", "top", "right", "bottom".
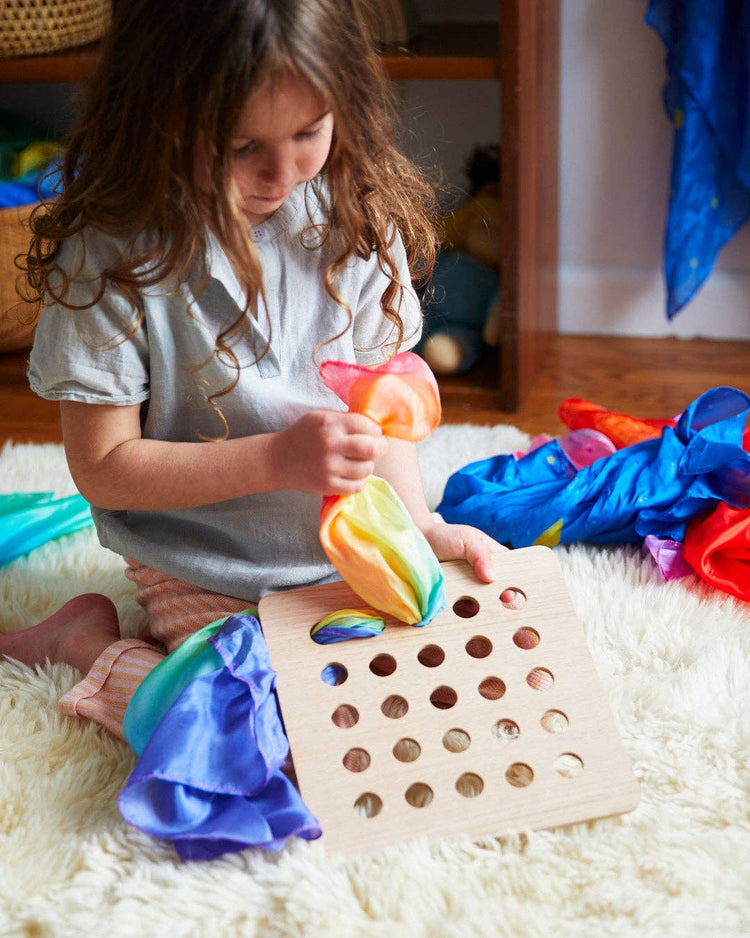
[
  {"left": 259, "top": 546, "right": 640, "bottom": 857},
  {"left": 0, "top": 43, "right": 99, "bottom": 82},
  {"left": 498, "top": 0, "right": 559, "bottom": 410},
  {"left": 437, "top": 334, "right": 750, "bottom": 435},
  {"left": 0, "top": 24, "right": 499, "bottom": 83}
]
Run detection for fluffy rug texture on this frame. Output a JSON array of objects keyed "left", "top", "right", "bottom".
[{"left": 0, "top": 428, "right": 748, "bottom": 938}]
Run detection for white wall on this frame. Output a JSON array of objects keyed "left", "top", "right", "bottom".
[{"left": 559, "top": 0, "right": 750, "bottom": 338}]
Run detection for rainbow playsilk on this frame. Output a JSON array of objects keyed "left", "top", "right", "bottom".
[
  {"left": 120, "top": 614, "right": 321, "bottom": 861},
  {"left": 319, "top": 352, "right": 445, "bottom": 626},
  {"left": 0, "top": 492, "right": 93, "bottom": 566},
  {"left": 646, "top": 0, "right": 750, "bottom": 318},
  {"left": 438, "top": 386, "right": 750, "bottom": 549},
  {"left": 310, "top": 608, "right": 385, "bottom": 644}
]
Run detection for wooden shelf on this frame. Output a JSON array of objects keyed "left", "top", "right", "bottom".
[
  {"left": 0, "top": 42, "right": 99, "bottom": 82},
  {"left": 0, "top": 4, "right": 559, "bottom": 414},
  {"left": 0, "top": 23, "right": 499, "bottom": 83},
  {"left": 381, "top": 22, "right": 499, "bottom": 80}
]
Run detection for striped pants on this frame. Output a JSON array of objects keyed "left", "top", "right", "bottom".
[{"left": 58, "top": 561, "right": 252, "bottom": 739}]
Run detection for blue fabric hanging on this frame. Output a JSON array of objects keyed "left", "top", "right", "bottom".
[{"left": 646, "top": 0, "right": 750, "bottom": 318}]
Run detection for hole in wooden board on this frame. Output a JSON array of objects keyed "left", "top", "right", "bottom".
[
  {"left": 321, "top": 662, "right": 348, "bottom": 686},
  {"left": 541, "top": 709, "right": 569, "bottom": 733},
  {"left": 505, "top": 763, "right": 534, "bottom": 788},
  {"left": 369, "top": 653, "right": 397, "bottom": 677},
  {"left": 465, "top": 635, "right": 492, "bottom": 659},
  {"left": 501, "top": 588, "right": 527, "bottom": 610},
  {"left": 455, "top": 772, "right": 484, "bottom": 798},
  {"left": 453, "top": 595, "right": 480, "bottom": 618},
  {"left": 442, "top": 728, "right": 471, "bottom": 753},
  {"left": 512, "top": 627, "right": 540, "bottom": 650},
  {"left": 526, "top": 667, "right": 554, "bottom": 691},
  {"left": 392, "top": 738, "right": 421, "bottom": 763},
  {"left": 343, "top": 748, "right": 371, "bottom": 773},
  {"left": 381, "top": 694, "right": 408, "bottom": 719},
  {"left": 417, "top": 644, "right": 445, "bottom": 668},
  {"left": 331, "top": 704, "right": 359, "bottom": 728},
  {"left": 478, "top": 676, "right": 506, "bottom": 700},
  {"left": 555, "top": 753, "right": 584, "bottom": 778},
  {"left": 353, "top": 792, "right": 382, "bottom": 818},
  {"left": 405, "top": 782, "right": 433, "bottom": 808},
  {"left": 492, "top": 718, "right": 520, "bottom": 742},
  {"left": 429, "top": 685, "right": 458, "bottom": 709}
]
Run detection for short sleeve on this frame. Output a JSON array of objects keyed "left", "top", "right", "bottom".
[
  {"left": 28, "top": 229, "right": 150, "bottom": 405},
  {"left": 351, "top": 231, "right": 423, "bottom": 367}
]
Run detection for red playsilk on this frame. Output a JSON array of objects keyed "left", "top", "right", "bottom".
[
  {"left": 683, "top": 503, "right": 750, "bottom": 602},
  {"left": 559, "top": 398, "right": 676, "bottom": 449}
]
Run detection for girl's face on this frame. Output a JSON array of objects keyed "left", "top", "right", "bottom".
[{"left": 230, "top": 73, "right": 334, "bottom": 226}]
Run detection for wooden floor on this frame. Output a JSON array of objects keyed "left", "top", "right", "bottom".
[{"left": 1, "top": 334, "right": 749, "bottom": 446}]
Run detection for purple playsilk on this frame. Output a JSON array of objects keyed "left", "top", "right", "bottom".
[{"left": 119, "top": 614, "right": 321, "bottom": 861}]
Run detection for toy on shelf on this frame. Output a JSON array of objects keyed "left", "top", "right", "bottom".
[{"left": 417, "top": 145, "right": 501, "bottom": 376}]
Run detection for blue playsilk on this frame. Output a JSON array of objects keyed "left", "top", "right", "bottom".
[
  {"left": 0, "top": 162, "right": 63, "bottom": 208},
  {"left": 646, "top": 0, "right": 750, "bottom": 318},
  {"left": 119, "top": 614, "right": 321, "bottom": 861},
  {"left": 438, "top": 387, "right": 750, "bottom": 547},
  {"left": 0, "top": 492, "right": 93, "bottom": 566}
]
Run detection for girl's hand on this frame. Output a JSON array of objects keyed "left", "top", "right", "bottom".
[
  {"left": 272, "top": 410, "right": 388, "bottom": 495},
  {"left": 421, "top": 519, "right": 504, "bottom": 584}
]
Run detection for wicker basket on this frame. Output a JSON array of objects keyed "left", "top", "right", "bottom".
[
  {"left": 0, "top": 0, "right": 111, "bottom": 59},
  {"left": 0, "top": 204, "right": 37, "bottom": 353}
]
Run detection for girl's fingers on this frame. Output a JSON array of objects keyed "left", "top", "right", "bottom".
[{"left": 463, "top": 535, "right": 497, "bottom": 583}]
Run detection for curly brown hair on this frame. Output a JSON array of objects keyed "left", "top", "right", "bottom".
[{"left": 24, "top": 0, "right": 437, "bottom": 434}]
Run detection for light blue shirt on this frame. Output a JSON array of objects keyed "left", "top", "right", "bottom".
[{"left": 29, "top": 182, "right": 422, "bottom": 599}]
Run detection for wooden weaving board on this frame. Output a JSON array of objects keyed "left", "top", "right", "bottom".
[{"left": 259, "top": 545, "right": 639, "bottom": 857}]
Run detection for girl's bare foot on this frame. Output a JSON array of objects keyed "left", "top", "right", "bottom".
[{"left": 0, "top": 593, "right": 120, "bottom": 673}]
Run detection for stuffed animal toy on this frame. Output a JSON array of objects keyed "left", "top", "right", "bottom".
[{"left": 417, "top": 145, "right": 502, "bottom": 376}]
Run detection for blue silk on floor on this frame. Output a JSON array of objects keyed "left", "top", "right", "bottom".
[
  {"left": 0, "top": 492, "right": 92, "bottom": 567},
  {"left": 437, "top": 387, "right": 750, "bottom": 548},
  {"left": 646, "top": 0, "right": 750, "bottom": 317}
]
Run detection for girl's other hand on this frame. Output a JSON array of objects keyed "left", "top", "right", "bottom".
[
  {"left": 272, "top": 410, "right": 388, "bottom": 495},
  {"left": 422, "top": 520, "right": 504, "bottom": 585}
]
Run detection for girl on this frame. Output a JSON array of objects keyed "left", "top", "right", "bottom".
[{"left": 3, "top": 0, "right": 499, "bottom": 740}]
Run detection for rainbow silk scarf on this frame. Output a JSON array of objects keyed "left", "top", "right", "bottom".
[{"left": 318, "top": 352, "right": 445, "bottom": 627}]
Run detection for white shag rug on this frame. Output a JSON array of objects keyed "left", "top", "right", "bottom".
[{"left": 0, "top": 428, "right": 748, "bottom": 938}]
